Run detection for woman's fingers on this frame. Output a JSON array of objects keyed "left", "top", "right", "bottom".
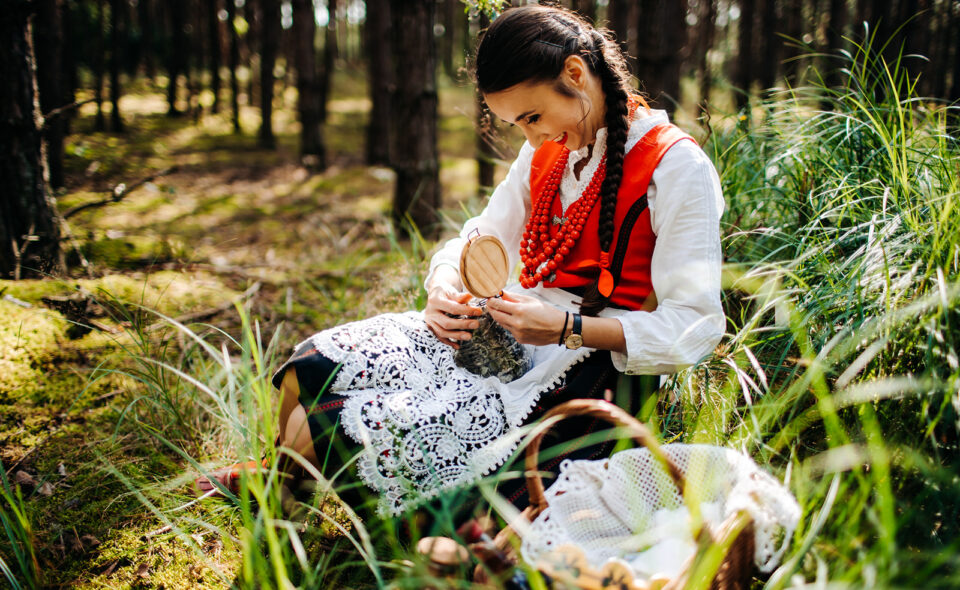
[
  {"left": 434, "top": 312, "right": 480, "bottom": 334},
  {"left": 486, "top": 293, "right": 566, "bottom": 346},
  {"left": 434, "top": 294, "right": 483, "bottom": 317},
  {"left": 485, "top": 294, "right": 520, "bottom": 316},
  {"left": 425, "top": 290, "right": 482, "bottom": 348}
]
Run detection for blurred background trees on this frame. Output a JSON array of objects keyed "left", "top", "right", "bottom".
[{"left": 2, "top": 0, "right": 959, "bottom": 277}]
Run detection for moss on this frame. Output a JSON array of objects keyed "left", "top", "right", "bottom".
[
  {"left": 80, "top": 235, "right": 187, "bottom": 269},
  {"left": 24, "top": 425, "right": 239, "bottom": 590},
  {"left": 0, "top": 271, "right": 241, "bottom": 405},
  {"left": 0, "top": 301, "right": 67, "bottom": 399}
]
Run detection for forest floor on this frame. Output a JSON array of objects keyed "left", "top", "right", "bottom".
[{"left": 0, "top": 73, "right": 498, "bottom": 588}]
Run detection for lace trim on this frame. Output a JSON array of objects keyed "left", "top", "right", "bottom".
[{"left": 306, "top": 311, "right": 591, "bottom": 516}]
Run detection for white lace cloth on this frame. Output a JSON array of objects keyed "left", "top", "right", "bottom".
[
  {"left": 304, "top": 310, "right": 592, "bottom": 516},
  {"left": 521, "top": 445, "right": 800, "bottom": 581}
]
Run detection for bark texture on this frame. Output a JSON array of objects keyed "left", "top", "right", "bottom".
[
  {"left": 226, "top": 0, "right": 241, "bottom": 132},
  {"left": 207, "top": 0, "right": 222, "bottom": 113},
  {"left": 1, "top": 2, "right": 62, "bottom": 278},
  {"left": 109, "top": 0, "right": 123, "bottom": 131},
  {"left": 607, "top": 0, "right": 638, "bottom": 76},
  {"left": 735, "top": 0, "right": 756, "bottom": 112},
  {"left": 320, "top": 0, "right": 337, "bottom": 122},
  {"left": 365, "top": 0, "right": 392, "bottom": 165},
  {"left": 292, "top": 0, "right": 326, "bottom": 167},
  {"left": 636, "top": 0, "right": 686, "bottom": 113},
  {"left": 389, "top": 0, "right": 440, "bottom": 237},
  {"left": 167, "top": 0, "right": 187, "bottom": 115},
  {"left": 258, "top": 0, "right": 280, "bottom": 148},
  {"left": 34, "top": 0, "right": 66, "bottom": 188}
]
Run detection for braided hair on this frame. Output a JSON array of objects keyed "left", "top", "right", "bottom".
[{"left": 474, "top": 6, "right": 636, "bottom": 317}]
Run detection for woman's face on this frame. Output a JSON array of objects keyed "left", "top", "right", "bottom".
[{"left": 483, "top": 81, "right": 592, "bottom": 150}]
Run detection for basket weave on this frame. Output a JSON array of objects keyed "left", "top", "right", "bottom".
[{"left": 478, "top": 399, "right": 755, "bottom": 590}]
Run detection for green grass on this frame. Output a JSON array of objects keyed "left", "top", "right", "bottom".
[
  {"left": 4, "top": 34, "right": 960, "bottom": 589},
  {"left": 686, "top": 33, "right": 960, "bottom": 586}
]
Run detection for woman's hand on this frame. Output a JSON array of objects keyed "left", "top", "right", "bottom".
[
  {"left": 485, "top": 291, "right": 567, "bottom": 346},
  {"left": 424, "top": 283, "right": 483, "bottom": 349}
]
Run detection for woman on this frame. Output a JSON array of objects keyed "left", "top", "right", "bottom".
[{"left": 197, "top": 5, "right": 725, "bottom": 519}]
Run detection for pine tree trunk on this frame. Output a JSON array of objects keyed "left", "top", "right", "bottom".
[
  {"left": 293, "top": 0, "right": 325, "bottom": 167},
  {"left": 735, "top": 0, "right": 756, "bottom": 112},
  {"left": 244, "top": 0, "right": 257, "bottom": 107},
  {"left": 607, "top": 0, "right": 638, "bottom": 76},
  {"left": 258, "top": 0, "right": 280, "bottom": 148},
  {"left": 95, "top": 0, "right": 106, "bottom": 129},
  {"left": 1, "top": 2, "right": 62, "bottom": 278},
  {"left": 187, "top": 0, "right": 202, "bottom": 121},
  {"left": 949, "top": 4, "right": 960, "bottom": 106},
  {"left": 854, "top": 0, "right": 873, "bottom": 32},
  {"left": 823, "top": 0, "right": 848, "bottom": 100},
  {"left": 757, "top": 0, "right": 778, "bottom": 92},
  {"left": 903, "top": 0, "right": 927, "bottom": 95},
  {"left": 168, "top": 0, "right": 186, "bottom": 116},
  {"left": 695, "top": 0, "right": 716, "bottom": 114},
  {"left": 928, "top": 0, "right": 950, "bottom": 99},
  {"left": 783, "top": 0, "right": 806, "bottom": 84},
  {"left": 61, "top": 0, "right": 78, "bottom": 135},
  {"left": 227, "top": 0, "right": 241, "bottom": 132},
  {"left": 389, "top": 0, "right": 440, "bottom": 237},
  {"left": 34, "top": 0, "right": 66, "bottom": 188},
  {"left": 476, "top": 13, "right": 494, "bottom": 194},
  {"left": 207, "top": 0, "right": 222, "bottom": 113},
  {"left": 109, "top": 0, "right": 123, "bottom": 131},
  {"left": 319, "top": 0, "right": 338, "bottom": 123},
  {"left": 365, "top": 0, "right": 392, "bottom": 165},
  {"left": 139, "top": 0, "right": 155, "bottom": 80},
  {"left": 440, "top": 0, "right": 456, "bottom": 79},
  {"left": 636, "top": 0, "right": 686, "bottom": 114}
]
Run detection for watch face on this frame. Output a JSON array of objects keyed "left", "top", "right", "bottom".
[{"left": 565, "top": 334, "right": 583, "bottom": 350}]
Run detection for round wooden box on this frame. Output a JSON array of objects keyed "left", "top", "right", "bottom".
[{"left": 459, "top": 234, "right": 509, "bottom": 299}]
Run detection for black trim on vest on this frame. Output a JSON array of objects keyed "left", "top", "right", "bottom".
[{"left": 609, "top": 194, "right": 649, "bottom": 290}]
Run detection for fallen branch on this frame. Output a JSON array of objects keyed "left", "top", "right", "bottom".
[
  {"left": 63, "top": 166, "right": 178, "bottom": 219},
  {"left": 41, "top": 98, "right": 97, "bottom": 129},
  {"left": 2, "top": 293, "right": 33, "bottom": 308}
]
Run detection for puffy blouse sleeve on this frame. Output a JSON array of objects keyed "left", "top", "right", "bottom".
[
  {"left": 425, "top": 141, "right": 535, "bottom": 289},
  {"left": 610, "top": 139, "right": 726, "bottom": 375}
]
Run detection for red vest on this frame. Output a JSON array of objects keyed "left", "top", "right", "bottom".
[{"left": 528, "top": 123, "right": 695, "bottom": 310}]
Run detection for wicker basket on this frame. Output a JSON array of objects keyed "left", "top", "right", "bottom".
[{"left": 477, "top": 399, "right": 756, "bottom": 590}]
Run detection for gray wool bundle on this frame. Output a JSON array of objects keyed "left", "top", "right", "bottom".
[{"left": 453, "top": 305, "right": 531, "bottom": 383}]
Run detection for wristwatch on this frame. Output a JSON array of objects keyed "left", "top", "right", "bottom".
[{"left": 564, "top": 313, "right": 583, "bottom": 350}]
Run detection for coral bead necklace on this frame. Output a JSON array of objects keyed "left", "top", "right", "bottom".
[{"left": 519, "top": 145, "right": 607, "bottom": 289}]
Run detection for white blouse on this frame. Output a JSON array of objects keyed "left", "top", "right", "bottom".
[{"left": 426, "top": 110, "right": 726, "bottom": 375}]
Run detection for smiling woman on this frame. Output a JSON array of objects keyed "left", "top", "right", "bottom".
[{"left": 196, "top": 4, "right": 726, "bottom": 521}]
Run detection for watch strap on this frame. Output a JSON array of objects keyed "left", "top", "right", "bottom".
[{"left": 558, "top": 311, "right": 570, "bottom": 346}]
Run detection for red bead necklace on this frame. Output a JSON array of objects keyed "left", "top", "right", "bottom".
[{"left": 519, "top": 145, "right": 607, "bottom": 289}]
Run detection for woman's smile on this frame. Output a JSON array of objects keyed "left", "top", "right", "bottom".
[{"left": 482, "top": 79, "right": 604, "bottom": 150}]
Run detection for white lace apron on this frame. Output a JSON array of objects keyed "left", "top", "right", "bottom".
[{"left": 303, "top": 291, "right": 593, "bottom": 516}]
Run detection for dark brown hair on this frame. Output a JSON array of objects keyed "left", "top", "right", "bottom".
[{"left": 475, "top": 5, "right": 634, "bottom": 316}]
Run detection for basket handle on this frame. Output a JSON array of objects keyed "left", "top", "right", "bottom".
[{"left": 524, "top": 399, "right": 687, "bottom": 514}]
